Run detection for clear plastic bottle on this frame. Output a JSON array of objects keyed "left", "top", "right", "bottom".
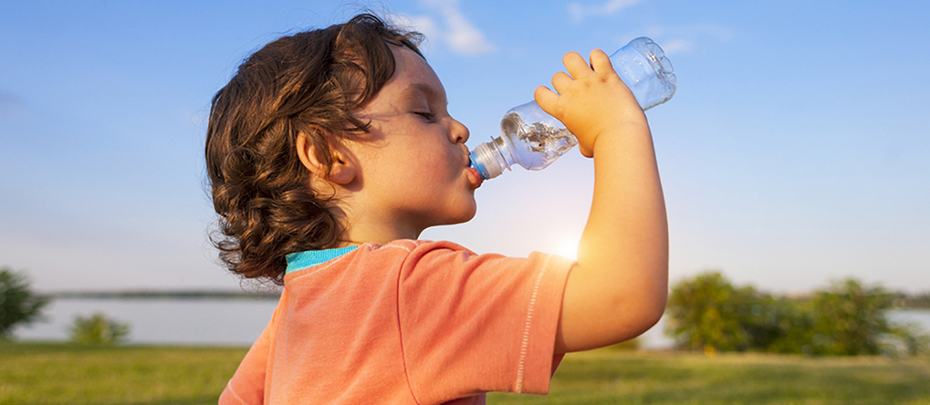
[{"left": 469, "top": 37, "right": 677, "bottom": 180}]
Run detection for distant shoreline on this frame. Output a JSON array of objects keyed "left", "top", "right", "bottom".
[
  {"left": 43, "top": 290, "right": 281, "bottom": 300},
  {"left": 40, "top": 290, "right": 930, "bottom": 308}
]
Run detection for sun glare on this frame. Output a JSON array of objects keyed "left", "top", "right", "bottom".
[{"left": 553, "top": 234, "right": 580, "bottom": 261}]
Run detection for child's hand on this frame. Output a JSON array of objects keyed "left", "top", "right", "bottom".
[{"left": 534, "top": 49, "right": 647, "bottom": 158}]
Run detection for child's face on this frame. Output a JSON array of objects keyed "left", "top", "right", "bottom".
[{"left": 345, "top": 45, "right": 482, "bottom": 238}]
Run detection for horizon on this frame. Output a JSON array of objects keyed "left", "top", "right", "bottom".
[{"left": 34, "top": 279, "right": 930, "bottom": 298}]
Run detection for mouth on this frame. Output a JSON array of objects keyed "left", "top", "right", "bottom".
[{"left": 466, "top": 166, "right": 484, "bottom": 189}]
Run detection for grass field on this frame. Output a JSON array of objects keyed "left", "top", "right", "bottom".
[{"left": 1, "top": 342, "right": 928, "bottom": 405}]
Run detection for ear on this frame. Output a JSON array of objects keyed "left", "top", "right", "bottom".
[{"left": 296, "top": 132, "right": 357, "bottom": 185}]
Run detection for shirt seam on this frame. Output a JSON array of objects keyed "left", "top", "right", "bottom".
[
  {"left": 395, "top": 241, "right": 420, "bottom": 404},
  {"left": 515, "top": 255, "right": 552, "bottom": 393},
  {"left": 224, "top": 382, "right": 251, "bottom": 405}
]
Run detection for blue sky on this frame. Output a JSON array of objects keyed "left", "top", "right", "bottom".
[{"left": 1, "top": 0, "right": 928, "bottom": 294}]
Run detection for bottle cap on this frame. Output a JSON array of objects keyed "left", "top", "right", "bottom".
[{"left": 469, "top": 143, "right": 503, "bottom": 179}]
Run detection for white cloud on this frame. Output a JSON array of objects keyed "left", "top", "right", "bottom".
[
  {"left": 392, "top": 13, "right": 440, "bottom": 44},
  {"left": 569, "top": 0, "right": 641, "bottom": 23},
  {"left": 639, "top": 23, "right": 736, "bottom": 55},
  {"left": 392, "top": 0, "right": 495, "bottom": 56},
  {"left": 438, "top": 4, "right": 495, "bottom": 54},
  {"left": 654, "top": 39, "right": 692, "bottom": 55}
]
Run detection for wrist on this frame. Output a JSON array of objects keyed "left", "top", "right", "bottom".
[{"left": 590, "top": 120, "right": 650, "bottom": 157}]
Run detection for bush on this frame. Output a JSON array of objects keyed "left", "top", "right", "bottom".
[
  {"left": 0, "top": 267, "right": 50, "bottom": 339},
  {"left": 666, "top": 271, "right": 930, "bottom": 356},
  {"left": 807, "top": 279, "right": 893, "bottom": 355},
  {"left": 665, "top": 271, "right": 791, "bottom": 353},
  {"left": 68, "top": 312, "right": 131, "bottom": 345},
  {"left": 665, "top": 272, "right": 751, "bottom": 353}
]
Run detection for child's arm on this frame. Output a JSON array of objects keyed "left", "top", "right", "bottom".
[{"left": 535, "top": 49, "right": 669, "bottom": 353}]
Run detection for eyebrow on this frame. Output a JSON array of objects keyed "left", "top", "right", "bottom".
[{"left": 399, "top": 83, "right": 446, "bottom": 107}]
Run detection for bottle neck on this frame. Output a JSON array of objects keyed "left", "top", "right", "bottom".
[{"left": 469, "top": 136, "right": 515, "bottom": 179}]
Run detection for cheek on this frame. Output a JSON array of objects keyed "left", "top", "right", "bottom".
[{"left": 408, "top": 142, "right": 459, "bottom": 175}]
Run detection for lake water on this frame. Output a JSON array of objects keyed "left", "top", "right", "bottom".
[
  {"left": 14, "top": 298, "right": 279, "bottom": 346},
  {"left": 12, "top": 298, "right": 930, "bottom": 349}
]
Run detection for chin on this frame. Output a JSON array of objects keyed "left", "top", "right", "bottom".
[
  {"left": 457, "top": 210, "right": 477, "bottom": 224},
  {"left": 460, "top": 199, "right": 478, "bottom": 222},
  {"left": 443, "top": 202, "right": 478, "bottom": 226}
]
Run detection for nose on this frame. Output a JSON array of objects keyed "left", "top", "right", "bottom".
[{"left": 449, "top": 117, "right": 470, "bottom": 145}]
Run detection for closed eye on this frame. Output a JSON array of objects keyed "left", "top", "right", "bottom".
[{"left": 414, "top": 111, "right": 435, "bottom": 121}]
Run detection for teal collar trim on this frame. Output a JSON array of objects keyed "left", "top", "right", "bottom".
[{"left": 285, "top": 246, "right": 360, "bottom": 274}]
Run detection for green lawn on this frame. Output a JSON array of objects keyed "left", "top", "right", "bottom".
[
  {"left": 490, "top": 350, "right": 930, "bottom": 404},
  {"left": 0, "top": 342, "right": 244, "bottom": 405},
  {"left": 2, "top": 342, "right": 928, "bottom": 405}
]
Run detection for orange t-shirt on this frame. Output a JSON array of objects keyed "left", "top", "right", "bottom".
[{"left": 219, "top": 239, "right": 573, "bottom": 405}]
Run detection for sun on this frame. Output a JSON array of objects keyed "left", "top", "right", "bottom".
[{"left": 553, "top": 234, "right": 580, "bottom": 261}]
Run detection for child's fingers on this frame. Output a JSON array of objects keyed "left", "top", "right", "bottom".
[
  {"left": 550, "top": 71, "right": 574, "bottom": 95},
  {"left": 589, "top": 49, "right": 613, "bottom": 74},
  {"left": 562, "top": 51, "right": 593, "bottom": 79},
  {"left": 534, "top": 85, "right": 560, "bottom": 112}
]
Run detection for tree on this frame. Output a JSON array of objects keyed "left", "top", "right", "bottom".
[
  {"left": 0, "top": 267, "right": 50, "bottom": 339},
  {"left": 69, "top": 312, "right": 131, "bottom": 345},
  {"left": 666, "top": 271, "right": 802, "bottom": 354},
  {"left": 666, "top": 272, "right": 929, "bottom": 356},
  {"left": 808, "top": 279, "right": 894, "bottom": 355},
  {"left": 666, "top": 271, "right": 754, "bottom": 353}
]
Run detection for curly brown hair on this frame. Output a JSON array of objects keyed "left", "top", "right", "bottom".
[{"left": 205, "top": 14, "right": 423, "bottom": 283}]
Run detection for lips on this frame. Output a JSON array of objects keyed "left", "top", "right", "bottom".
[{"left": 466, "top": 166, "right": 484, "bottom": 189}]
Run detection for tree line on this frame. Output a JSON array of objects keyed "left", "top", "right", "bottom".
[{"left": 666, "top": 271, "right": 930, "bottom": 356}]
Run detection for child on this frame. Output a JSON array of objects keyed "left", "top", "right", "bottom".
[{"left": 207, "top": 13, "right": 668, "bottom": 405}]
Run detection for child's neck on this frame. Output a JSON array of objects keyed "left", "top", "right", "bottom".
[{"left": 338, "top": 218, "right": 424, "bottom": 246}]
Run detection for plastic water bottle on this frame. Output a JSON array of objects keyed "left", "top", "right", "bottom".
[{"left": 469, "top": 37, "right": 677, "bottom": 180}]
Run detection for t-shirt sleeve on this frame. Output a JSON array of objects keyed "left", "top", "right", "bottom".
[
  {"left": 396, "top": 242, "right": 574, "bottom": 403},
  {"left": 219, "top": 295, "right": 284, "bottom": 405}
]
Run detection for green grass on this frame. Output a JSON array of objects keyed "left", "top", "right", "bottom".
[
  {"left": 491, "top": 350, "right": 930, "bottom": 405},
  {"left": 2, "top": 342, "right": 929, "bottom": 405},
  {"left": 0, "top": 342, "right": 245, "bottom": 405}
]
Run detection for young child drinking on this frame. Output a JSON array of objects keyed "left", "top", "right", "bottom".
[{"left": 207, "top": 13, "right": 668, "bottom": 405}]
